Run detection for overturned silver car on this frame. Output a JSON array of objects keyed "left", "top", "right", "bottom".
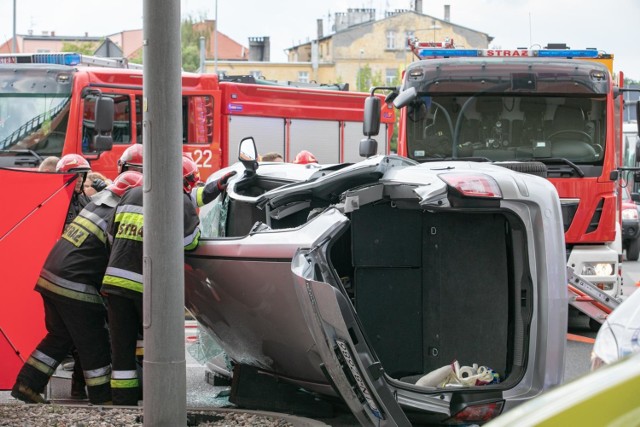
[{"left": 184, "top": 137, "right": 568, "bottom": 426}]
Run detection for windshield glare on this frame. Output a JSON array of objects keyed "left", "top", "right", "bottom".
[{"left": 405, "top": 95, "right": 606, "bottom": 164}]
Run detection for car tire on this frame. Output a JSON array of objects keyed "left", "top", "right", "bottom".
[{"left": 628, "top": 238, "right": 640, "bottom": 261}]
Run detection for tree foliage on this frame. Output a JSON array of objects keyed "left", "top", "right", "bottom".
[
  {"left": 181, "top": 16, "right": 210, "bottom": 72},
  {"left": 61, "top": 41, "right": 99, "bottom": 55}
]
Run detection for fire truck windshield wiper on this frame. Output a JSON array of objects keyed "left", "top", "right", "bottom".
[{"left": 535, "top": 157, "right": 585, "bottom": 177}]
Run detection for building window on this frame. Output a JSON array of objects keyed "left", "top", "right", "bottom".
[
  {"left": 298, "top": 71, "right": 309, "bottom": 83},
  {"left": 405, "top": 31, "right": 414, "bottom": 50},
  {"left": 386, "top": 31, "right": 396, "bottom": 50},
  {"left": 386, "top": 68, "right": 398, "bottom": 85}
]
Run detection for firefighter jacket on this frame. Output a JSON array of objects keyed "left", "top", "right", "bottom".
[
  {"left": 65, "top": 192, "right": 92, "bottom": 226},
  {"left": 101, "top": 187, "right": 201, "bottom": 299},
  {"left": 36, "top": 190, "right": 121, "bottom": 309}
]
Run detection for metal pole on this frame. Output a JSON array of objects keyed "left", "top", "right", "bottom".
[
  {"left": 214, "top": 0, "right": 218, "bottom": 75},
  {"left": 142, "top": 0, "right": 186, "bottom": 425},
  {"left": 12, "top": 0, "right": 17, "bottom": 53},
  {"left": 199, "top": 36, "right": 205, "bottom": 72}
]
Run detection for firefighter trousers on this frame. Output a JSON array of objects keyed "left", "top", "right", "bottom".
[
  {"left": 107, "top": 293, "right": 143, "bottom": 406},
  {"left": 14, "top": 295, "right": 111, "bottom": 404}
]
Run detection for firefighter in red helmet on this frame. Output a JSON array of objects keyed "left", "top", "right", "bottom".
[
  {"left": 57, "top": 154, "right": 92, "bottom": 226},
  {"left": 101, "top": 156, "right": 235, "bottom": 405},
  {"left": 11, "top": 171, "right": 144, "bottom": 405},
  {"left": 117, "top": 144, "right": 144, "bottom": 174},
  {"left": 293, "top": 150, "right": 318, "bottom": 164}
]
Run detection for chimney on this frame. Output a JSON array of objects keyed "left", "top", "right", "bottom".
[
  {"left": 415, "top": 0, "right": 423, "bottom": 14},
  {"left": 444, "top": 5, "right": 451, "bottom": 22},
  {"left": 84, "top": 32, "right": 88, "bottom": 37},
  {"left": 317, "top": 19, "right": 323, "bottom": 39},
  {"left": 248, "top": 36, "right": 270, "bottom": 62},
  {"left": 51, "top": 31, "right": 55, "bottom": 37}
]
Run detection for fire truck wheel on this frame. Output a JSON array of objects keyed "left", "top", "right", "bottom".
[{"left": 494, "top": 161, "right": 548, "bottom": 178}]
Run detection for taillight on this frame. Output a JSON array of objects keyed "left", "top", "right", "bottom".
[
  {"left": 439, "top": 173, "right": 502, "bottom": 198},
  {"left": 449, "top": 401, "right": 504, "bottom": 424}
]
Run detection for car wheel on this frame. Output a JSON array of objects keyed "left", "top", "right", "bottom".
[{"left": 628, "top": 238, "right": 640, "bottom": 261}]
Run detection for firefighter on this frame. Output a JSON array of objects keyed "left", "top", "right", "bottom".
[
  {"left": 56, "top": 154, "right": 93, "bottom": 226},
  {"left": 118, "top": 144, "right": 144, "bottom": 174},
  {"left": 101, "top": 156, "right": 236, "bottom": 405},
  {"left": 293, "top": 150, "right": 318, "bottom": 164},
  {"left": 11, "top": 171, "right": 144, "bottom": 405}
]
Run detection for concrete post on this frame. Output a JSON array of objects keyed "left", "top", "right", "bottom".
[{"left": 142, "top": 0, "right": 186, "bottom": 425}]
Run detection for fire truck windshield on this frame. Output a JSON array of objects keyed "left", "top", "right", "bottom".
[
  {"left": 0, "top": 67, "right": 73, "bottom": 158},
  {"left": 405, "top": 94, "right": 606, "bottom": 169},
  {"left": 0, "top": 94, "right": 71, "bottom": 157}
]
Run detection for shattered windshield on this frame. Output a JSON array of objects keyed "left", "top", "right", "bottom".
[
  {"left": 405, "top": 95, "right": 606, "bottom": 165},
  {"left": 0, "top": 67, "right": 72, "bottom": 158}
]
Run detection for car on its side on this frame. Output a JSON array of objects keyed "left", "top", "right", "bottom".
[{"left": 184, "top": 137, "right": 568, "bottom": 426}]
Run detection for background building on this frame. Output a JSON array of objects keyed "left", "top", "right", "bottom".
[{"left": 207, "top": 3, "right": 492, "bottom": 90}]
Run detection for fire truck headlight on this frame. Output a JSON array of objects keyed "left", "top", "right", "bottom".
[{"left": 582, "top": 263, "right": 615, "bottom": 276}]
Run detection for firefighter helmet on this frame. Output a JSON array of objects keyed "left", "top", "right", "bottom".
[
  {"left": 293, "top": 150, "right": 318, "bottom": 164},
  {"left": 56, "top": 154, "right": 91, "bottom": 173},
  {"left": 118, "top": 144, "right": 144, "bottom": 173},
  {"left": 108, "top": 170, "right": 144, "bottom": 197},
  {"left": 182, "top": 156, "right": 200, "bottom": 193}
]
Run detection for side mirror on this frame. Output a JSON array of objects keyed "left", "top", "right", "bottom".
[
  {"left": 363, "top": 96, "right": 381, "bottom": 137},
  {"left": 393, "top": 86, "right": 418, "bottom": 109},
  {"left": 359, "top": 137, "right": 378, "bottom": 158},
  {"left": 238, "top": 136, "right": 258, "bottom": 174},
  {"left": 93, "top": 96, "right": 114, "bottom": 152}
]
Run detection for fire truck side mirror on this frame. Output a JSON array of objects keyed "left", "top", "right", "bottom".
[
  {"left": 393, "top": 86, "right": 418, "bottom": 109},
  {"left": 359, "top": 137, "right": 378, "bottom": 158},
  {"left": 93, "top": 97, "right": 114, "bottom": 152},
  {"left": 363, "top": 96, "right": 381, "bottom": 137}
]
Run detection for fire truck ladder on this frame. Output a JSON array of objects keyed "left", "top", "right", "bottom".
[{"left": 567, "top": 266, "right": 621, "bottom": 324}]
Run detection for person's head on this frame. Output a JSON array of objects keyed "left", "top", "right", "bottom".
[
  {"left": 107, "top": 170, "right": 144, "bottom": 197},
  {"left": 182, "top": 155, "right": 201, "bottom": 193},
  {"left": 56, "top": 154, "right": 91, "bottom": 194},
  {"left": 118, "top": 144, "right": 144, "bottom": 174},
  {"left": 293, "top": 150, "right": 318, "bottom": 164},
  {"left": 260, "top": 152, "right": 284, "bottom": 162},
  {"left": 83, "top": 171, "right": 110, "bottom": 197},
  {"left": 38, "top": 156, "right": 60, "bottom": 172}
]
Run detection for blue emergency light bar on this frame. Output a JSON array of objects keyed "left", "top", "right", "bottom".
[
  {"left": 416, "top": 47, "right": 602, "bottom": 60},
  {"left": 0, "top": 53, "right": 82, "bottom": 66},
  {"left": 418, "top": 49, "right": 480, "bottom": 57},
  {"left": 535, "top": 49, "right": 599, "bottom": 58}
]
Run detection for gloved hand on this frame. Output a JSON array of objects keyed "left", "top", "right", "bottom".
[
  {"left": 201, "top": 170, "right": 237, "bottom": 205},
  {"left": 91, "top": 178, "right": 107, "bottom": 192}
]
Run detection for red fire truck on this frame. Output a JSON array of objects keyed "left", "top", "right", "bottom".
[
  {"left": 363, "top": 40, "right": 638, "bottom": 304},
  {"left": 0, "top": 53, "right": 394, "bottom": 181}
]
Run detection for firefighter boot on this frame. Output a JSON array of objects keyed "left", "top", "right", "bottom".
[
  {"left": 11, "top": 382, "right": 50, "bottom": 404},
  {"left": 71, "top": 378, "right": 87, "bottom": 400}
]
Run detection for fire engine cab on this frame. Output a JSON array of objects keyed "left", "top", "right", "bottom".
[
  {"left": 363, "top": 39, "right": 639, "bottom": 307},
  {"left": 0, "top": 52, "right": 394, "bottom": 181}
]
